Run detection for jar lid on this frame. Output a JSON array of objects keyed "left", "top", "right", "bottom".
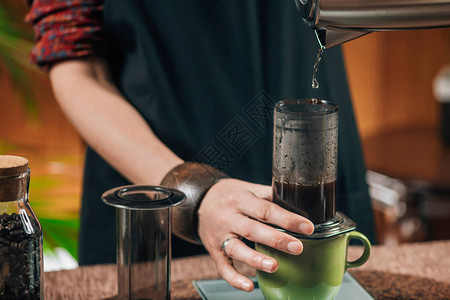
[
  {"left": 278, "top": 212, "right": 357, "bottom": 239},
  {"left": 102, "top": 185, "right": 185, "bottom": 210},
  {"left": 0, "top": 155, "right": 29, "bottom": 177}
]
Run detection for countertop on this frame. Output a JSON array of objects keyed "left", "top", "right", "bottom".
[{"left": 44, "top": 240, "right": 450, "bottom": 299}]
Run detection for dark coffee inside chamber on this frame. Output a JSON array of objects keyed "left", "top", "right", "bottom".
[{"left": 272, "top": 180, "right": 335, "bottom": 224}]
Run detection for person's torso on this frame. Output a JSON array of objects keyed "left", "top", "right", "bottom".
[
  {"left": 101, "top": 0, "right": 339, "bottom": 184},
  {"left": 78, "top": 0, "right": 375, "bottom": 265}
]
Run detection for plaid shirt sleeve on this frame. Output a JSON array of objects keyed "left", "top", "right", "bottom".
[{"left": 25, "top": 0, "right": 104, "bottom": 70}]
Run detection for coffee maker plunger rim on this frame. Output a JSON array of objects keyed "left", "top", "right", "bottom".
[
  {"left": 275, "top": 99, "right": 338, "bottom": 116},
  {"left": 102, "top": 185, "right": 186, "bottom": 210}
]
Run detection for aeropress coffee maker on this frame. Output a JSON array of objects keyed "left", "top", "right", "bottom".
[
  {"left": 102, "top": 185, "right": 185, "bottom": 300},
  {"left": 256, "top": 99, "right": 371, "bottom": 300}
]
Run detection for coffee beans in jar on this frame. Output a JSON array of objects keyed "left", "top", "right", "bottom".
[{"left": 0, "top": 156, "right": 43, "bottom": 299}]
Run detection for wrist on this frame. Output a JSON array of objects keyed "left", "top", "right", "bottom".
[{"left": 160, "top": 162, "right": 229, "bottom": 244}]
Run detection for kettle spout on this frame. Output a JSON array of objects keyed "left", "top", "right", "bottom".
[{"left": 315, "top": 28, "right": 370, "bottom": 49}]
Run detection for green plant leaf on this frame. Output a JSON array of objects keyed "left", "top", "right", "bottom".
[
  {"left": 0, "top": 4, "right": 42, "bottom": 119},
  {"left": 40, "top": 218, "right": 80, "bottom": 260}
]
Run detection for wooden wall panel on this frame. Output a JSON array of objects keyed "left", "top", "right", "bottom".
[
  {"left": 344, "top": 28, "right": 450, "bottom": 140},
  {"left": 0, "top": 67, "right": 83, "bottom": 155}
]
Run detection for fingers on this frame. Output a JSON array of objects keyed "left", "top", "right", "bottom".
[
  {"left": 247, "top": 183, "right": 272, "bottom": 200},
  {"left": 199, "top": 179, "right": 316, "bottom": 293},
  {"left": 237, "top": 190, "right": 314, "bottom": 235},
  {"left": 223, "top": 237, "right": 278, "bottom": 273},
  {"left": 212, "top": 250, "right": 254, "bottom": 292},
  {"left": 231, "top": 217, "right": 304, "bottom": 255}
]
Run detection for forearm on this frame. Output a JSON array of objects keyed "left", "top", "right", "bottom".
[{"left": 49, "top": 56, "right": 183, "bottom": 185}]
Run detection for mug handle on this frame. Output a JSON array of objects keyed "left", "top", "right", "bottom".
[{"left": 345, "top": 231, "right": 371, "bottom": 269}]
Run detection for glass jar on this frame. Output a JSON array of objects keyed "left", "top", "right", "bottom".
[{"left": 0, "top": 155, "right": 43, "bottom": 299}]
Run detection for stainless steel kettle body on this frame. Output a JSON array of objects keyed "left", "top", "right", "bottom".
[{"left": 295, "top": 0, "right": 450, "bottom": 49}]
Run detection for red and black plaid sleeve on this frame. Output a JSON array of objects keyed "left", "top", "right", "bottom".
[{"left": 25, "top": 0, "right": 104, "bottom": 70}]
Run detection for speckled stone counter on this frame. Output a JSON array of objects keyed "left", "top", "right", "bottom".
[{"left": 44, "top": 240, "right": 450, "bottom": 299}]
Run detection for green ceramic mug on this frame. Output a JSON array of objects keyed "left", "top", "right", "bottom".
[{"left": 256, "top": 231, "right": 371, "bottom": 300}]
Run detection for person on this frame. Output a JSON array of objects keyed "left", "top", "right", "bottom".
[{"left": 26, "top": 0, "right": 375, "bottom": 292}]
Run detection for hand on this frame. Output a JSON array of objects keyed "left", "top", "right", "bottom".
[{"left": 197, "top": 178, "right": 314, "bottom": 292}]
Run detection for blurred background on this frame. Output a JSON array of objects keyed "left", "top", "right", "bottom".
[
  {"left": 1, "top": 2, "right": 449, "bottom": 270},
  {"left": 1, "top": 1, "right": 82, "bottom": 271}
]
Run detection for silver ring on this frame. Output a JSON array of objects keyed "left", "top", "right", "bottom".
[{"left": 221, "top": 236, "right": 239, "bottom": 256}]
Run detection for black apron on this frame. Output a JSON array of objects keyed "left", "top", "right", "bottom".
[{"left": 78, "top": 0, "right": 375, "bottom": 265}]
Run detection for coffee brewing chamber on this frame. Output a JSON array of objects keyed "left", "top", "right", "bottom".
[
  {"left": 294, "top": 0, "right": 450, "bottom": 49},
  {"left": 102, "top": 185, "right": 185, "bottom": 300},
  {"left": 272, "top": 99, "right": 338, "bottom": 224}
]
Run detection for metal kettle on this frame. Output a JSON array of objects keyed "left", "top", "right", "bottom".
[{"left": 295, "top": 0, "right": 450, "bottom": 49}]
